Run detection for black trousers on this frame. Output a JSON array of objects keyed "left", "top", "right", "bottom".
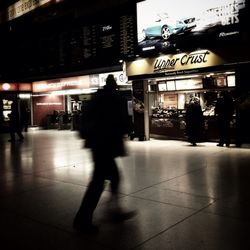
[
  {"left": 218, "top": 119, "right": 231, "bottom": 145},
  {"left": 74, "top": 151, "right": 120, "bottom": 224},
  {"left": 9, "top": 125, "right": 24, "bottom": 140}
]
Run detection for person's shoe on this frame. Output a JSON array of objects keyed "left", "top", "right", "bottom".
[
  {"left": 217, "top": 143, "right": 223, "bottom": 147},
  {"left": 18, "top": 137, "right": 24, "bottom": 142},
  {"left": 110, "top": 210, "right": 137, "bottom": 222},
  {"left": 73, "top": 221, "right": 99, "bottom": 234},
  {"left": 226, "top": 144, "right": 230, "bottom": 147},
  {"left": 192, "top": 142, "right": 197, "bottom": 146}
]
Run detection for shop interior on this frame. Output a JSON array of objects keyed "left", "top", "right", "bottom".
[{"left": 147, "top": 71, "right": 236, "bottom": 141}]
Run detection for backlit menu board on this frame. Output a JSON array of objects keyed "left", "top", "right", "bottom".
[
  {"left": 57, "top": 9, "right": 137, "bottom": 70},
  {"left": 82, "top": 25, "right": 97, "bottom": 59},
  {"left": 119, "top": 15, "right": 136, "bottom": 58},
  {"left": 1, "top": 3, "right": 137, "bottom": 81},
  {"left": 80, "top": 13, "right": 136, "bottom": 62}
]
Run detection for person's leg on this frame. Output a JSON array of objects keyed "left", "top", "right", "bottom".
[
  {"left": 217, "top": 120, "right": 224, "bottom": 146},
  {"left": 8, "top": 125, "right": 15, "bottom": 142},
  {"left": 16, "top": 129, "right": 24, "bottom": 140},
  {"left": 224, "top": 121, "right": 231, "bottom": 146},
  {"left": 108, "top": 158, "right": 120, "bottom": 194},
  {"left": 73, "top": 152, "right": 105, "bottom": 230},
  {"left": 105, "top": 156, "right": 136, "bottom": 221},
  {"left": 189, "top": 132, "right": 196, "bottom": 146},
  {"left": 74, "top": 174, "right": 104, "bottom": 225},
  {"left": 24, "top": 123, "right": 28, "bottom": 132}
]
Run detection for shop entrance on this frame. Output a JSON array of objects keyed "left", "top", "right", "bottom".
[{"left": 146, "top": 71, "right": 236, "bottom": 142}]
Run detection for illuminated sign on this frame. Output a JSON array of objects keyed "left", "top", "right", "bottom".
[
  {"left": 36, "top": 102, "right": 62, "bottom": 106},
  {"left": 126, "top": 50, "right": 226, "bottom": 76},
  {"left": 154, "top": 51, "right": 210, "bottom": 72},
  {"left": 7, "top": 0, "right": 52, "bottom": 21},
  {"left": 32, "top": 76, "right": 90, "bottom": 92},
  {"left": 34, "top": 81, "right": 81, "bottom": 91},
  {"left": 137, "top": 0, "right": 246, "bottom": 53}
]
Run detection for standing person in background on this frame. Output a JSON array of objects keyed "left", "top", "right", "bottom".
[
  {"left": 73, "top": 74, "right": 134, "bottom": 233},
  {"left": 8, "top": 98, "right": 24, "bottom": 142},
  {"left": 215, "top": 91, "right": 234, "bottom": 147},
  {"left": 235, "top": 92, "right": 250, "bottom": 147},
  {"left": 185, "top": 97, "right": 204, "bottom": 146},
  {"left": 20, "top": 101, "right": 29, "bottom": 132}
]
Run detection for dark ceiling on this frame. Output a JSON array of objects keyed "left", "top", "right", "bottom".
[
  {"left": 0, "top": 0, "right": 16, "bottom": 10},
  {"left": 0, "top": 0, "right": 138, "bottom": 10}
]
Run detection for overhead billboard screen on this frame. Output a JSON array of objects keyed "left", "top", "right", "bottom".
[{"left": 137, "top": 0, "right": 246, "bottom": 54}]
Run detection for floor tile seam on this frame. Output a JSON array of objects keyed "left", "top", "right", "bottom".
[
  {"left": 201, "top": 209, "right": 250, "bottom": 224},
  {"left": 31, "top": 176, "right": 91, "bottom": 189},
  {"left": 31, "top": 175, "right": 90, "bottom": 188},
  {"left": 6, "top": 209, "right": 68, "bottom": 232},
  {"left": 187, "top": 199, "right": 250, "bottom": 224},
  {"left": 1, "top": 210, "right": 109, "bottom": 248},
  {"left": 128, "top": 193, "right": 214, "bottom": 211},
  {"left": 127, "top": 167, "right": 209, "bottom": 197},
  {"left": 0, "top": 164, "right": 80, "bottom": 176},
  {"left": 130, "top": 186, "right": 216, "bottom": 200},
  {"left": 158, "top": 187, "right": 217, "bottom": 199},
  {"left": 0, "top": 182, "right": 57, "bottom": 201},
  {"left": 0, "top": 208, "right": 128, "bottom": 250},
  {"left": 42, "top": 220, "right": 113, "bottom": 250},
  {"left": 131, "top": 203, "right": 217, "bottom": 250},
  {"left": 32, "top": 164, "right": 85, "bottom": 175},
  {"left": 199, "top": 197, "right": 250, "bottom": 223},
  {"left": 0, "top": 172, "right": 61, "bottom": 185},
  {"left": 0, "top": 171, "right": 69, "bottom": 182}
]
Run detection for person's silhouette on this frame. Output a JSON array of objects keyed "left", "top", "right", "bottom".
[
  {"left": 8, "top": 99, "right": 24, "bottom": 142},
  {"left": 185, "top": 97, "right": 204, "bottom": 146},
  {"left": 215, "top": 91, "right": 234, "bottom": 147},
  {"left": 73, "top": 74, "right": 134, "bottom": 233}
]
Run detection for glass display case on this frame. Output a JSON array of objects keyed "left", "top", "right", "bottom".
[{"left": 148, "top": 75, "right": 236, "bottom": 141}]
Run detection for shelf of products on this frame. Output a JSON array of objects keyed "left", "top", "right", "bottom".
[{"left": 2, "top": 99, "right": 13, "bottom": 122}]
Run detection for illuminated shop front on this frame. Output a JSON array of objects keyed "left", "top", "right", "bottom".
[
  {"left": 31, "top": 71, "right": 130, "bottom": 129},
  {"left": 128, "top": 0, "right": 249, "bottom": 141},
  {"left": 126, "top": 49, "right": 244, "bottom": 141}
]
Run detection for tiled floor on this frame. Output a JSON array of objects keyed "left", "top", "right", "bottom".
[{"left": 0, "top": 130, "right": 250, "bottom": 250}]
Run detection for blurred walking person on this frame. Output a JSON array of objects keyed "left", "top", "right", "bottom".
[{"left": 73, "top": 74, "right": 134, "bottom": 233}]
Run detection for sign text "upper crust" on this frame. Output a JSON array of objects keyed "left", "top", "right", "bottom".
[{"left": 154, "top": 51, "right": 210, "bottom": 72}]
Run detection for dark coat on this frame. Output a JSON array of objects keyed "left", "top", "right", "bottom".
[
  {"left": 82, "top": 87, "right": 130, "bottom": 157},
  {"left": 215, "top": 94, "right": 234, "bottom": 123},
  {"left": 185, "top": 102, "right": 204, "bottom": 142},
  {"left": 9, "top": 101, "right": 22, "bottom": 130}
]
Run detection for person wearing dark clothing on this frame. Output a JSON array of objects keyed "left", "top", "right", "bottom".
[
  {"left": 20, "top": 101, "right": 29, "bottom": 132},
  {"left": 185, "top": 97, "right": 204, "bottom": 146},
  {"left": 215, "top": 91, "right": 234, "bottom": 147},
  {"left": 235, "top": 92, "right": 250, "bottom": 147},
  {"left": 73, "top": 74, "right": 133, "bottom": 233},
  {"left": 8, "top": 99, "right": 24, "bottom": 142}
]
